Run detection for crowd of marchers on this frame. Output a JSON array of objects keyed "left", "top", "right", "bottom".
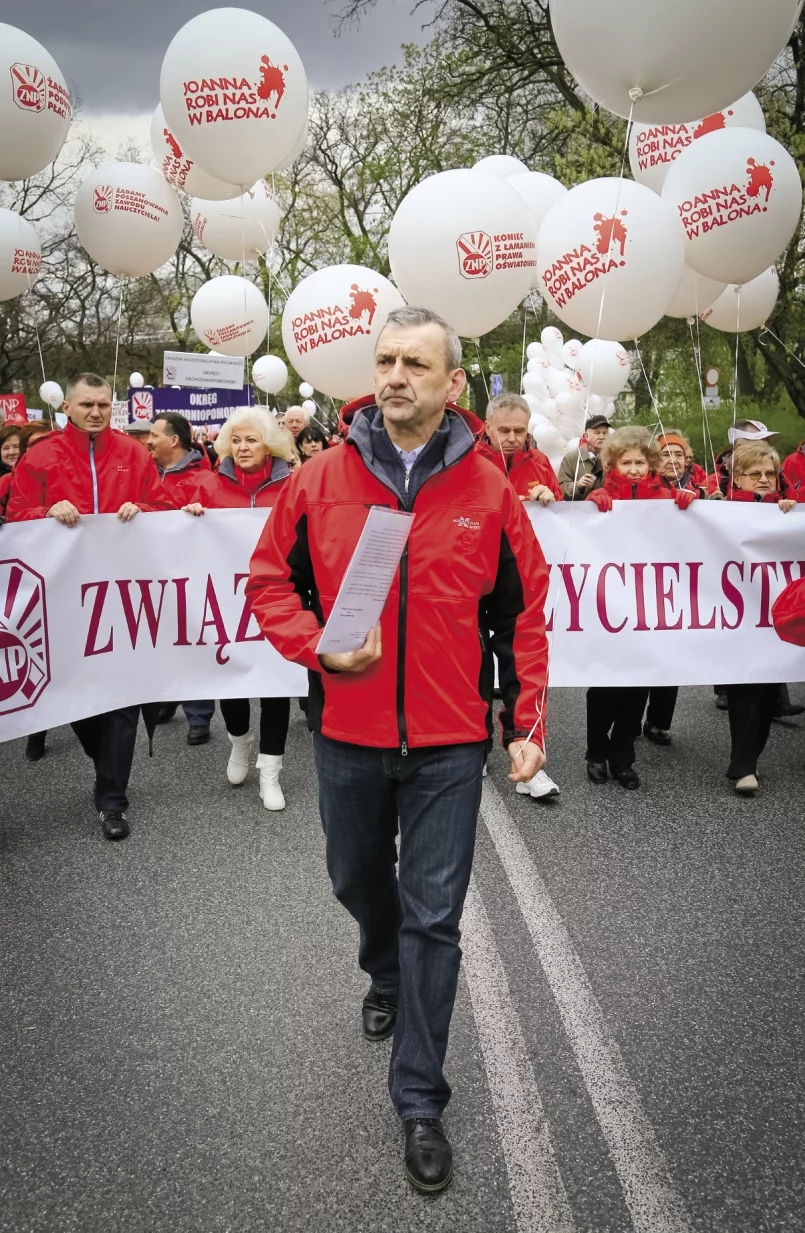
[{"left": 1, "top": 375, "right": 803, "bottom": 842}]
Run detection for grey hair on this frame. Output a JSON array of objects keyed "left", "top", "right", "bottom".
[
  {"left": 380, "top": 306, "right": 463, "bottom": 371},
  {"left": 486, "top": 392, "right": 530, "bottom": 421},
  {"left": 284, "top": 404, "right": 310, "bottom": 422}
]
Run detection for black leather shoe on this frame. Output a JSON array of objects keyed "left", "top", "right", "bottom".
[
  {"left": 773, "top": 702, "right": 805, "bottom": 719},
  {"left": 586, "top": 760, "right": 608, "bottom": 784},
  {"left": 99, "top": 811, "right": 129, "bottom": 840},
  {"left": 362, "top": 987, "right": 398, "bottom": 1041},
  {"left": 157, "top": 703, "right": 178, "bottom": 725},
  {"left": 25, "top": 732, "right": 46, "bottom": 761},
  {"left": 611, "top": 766, "right": 640, "bottom": 790},
  {"left": 643, "top": 722, "right": 671, "bottom": 746},
  {"left": 715, "top": 693, "right": 728, "bottom": 710},
  {"left": 187, "top": 725, "right": 210, "bottom": 746},
  {"left": 404, "top": 1119, "right": 453, "bottom": 1193}
]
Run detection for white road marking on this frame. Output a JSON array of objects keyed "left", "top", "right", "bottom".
[
  {"left": 479, "top": 780, "right": 691, "bottom": 1233},
  {"left": 462, "top": 876, "right": 577, "bottom": 1233}
]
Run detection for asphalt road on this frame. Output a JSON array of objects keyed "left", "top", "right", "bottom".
[{"left": 2, "top": 686, "right": 804, "bottom": 1233}]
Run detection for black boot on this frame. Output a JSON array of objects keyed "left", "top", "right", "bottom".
[
  {"left": 25, "top": 731, "right": 47, "bottom": 761},
  {"left": 156, "top": 703, "right": 178, "bottom": 725},
  {"left": 586, "top": 760, "right": 608, "bottom": 784},
  {"left": 362, "top": 987, "right": 398, "bottom": 1041},
  {"left": 404, "top": 1119, "right": 453, "bottom": 1193}
]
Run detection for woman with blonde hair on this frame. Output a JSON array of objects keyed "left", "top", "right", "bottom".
[
  {"left": 183, "top": 405, "right": 296, "bottom": 809},
  {"left": 583, "top": 425, "right": 696, "bottom": 788}
]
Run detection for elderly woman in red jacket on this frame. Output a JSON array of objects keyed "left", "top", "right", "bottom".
[
  {"left": 584, "top": 426, "right": 695, "bottom": 789},
  {"left": 184, "top": 406, "right": 297, "bottom": 810}
]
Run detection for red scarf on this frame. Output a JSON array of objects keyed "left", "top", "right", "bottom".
[{"left": 235, "top": 458, "right": 273, "bottom": 495}]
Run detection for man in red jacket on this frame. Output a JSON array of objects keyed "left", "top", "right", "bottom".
[
  {"left": 7, "top": 373, "right": 171, "bottom": 841},
  {"left": 476, "top": 392, "right": 562, "bottom": 502},
  {"left": 247, "top": 307, "right": 549, "bottom": 1193}
]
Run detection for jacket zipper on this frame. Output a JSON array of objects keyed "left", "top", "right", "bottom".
[
  {"left": 397, "top": 469, "right": 412, "bottom": 755},
  {"left": 89, "top": 438, "right": 99, "bottom": 514}
]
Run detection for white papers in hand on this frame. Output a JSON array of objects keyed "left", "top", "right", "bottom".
[{"left": 316, "top": 507, "right": 415, "bottom": 655}]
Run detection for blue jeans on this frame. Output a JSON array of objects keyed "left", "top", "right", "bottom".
[
  {"left": 182, "top": 700, "right": 214, "bottom": 727},
  {"left": 313, "top": 734, "right": 485, "bottom": 1120}
]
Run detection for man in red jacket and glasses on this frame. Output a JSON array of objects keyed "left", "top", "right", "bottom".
[
  {"left": 247, "top": 307, "right": 549, "bottom": 1194},
  {"left": 7, "top": 372, "right": 171, "bottom": 841}
]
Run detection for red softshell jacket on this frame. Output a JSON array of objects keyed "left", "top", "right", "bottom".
[
  {"left": 246, "top": 404, "right": 550, "bottom": 752},
  {"left": 187, "top": 455, "right": 290, "bottom": 508},
  {"left": 6, "top": 422, "right": 171, "bottom": 520},
  {"left": 600, "top": 469, "right": 675, "bottom": 501},
  {"left": 781, "top": 444, "right": 805, "bottom": 502},
  {"left": 158, "top": 446, "right": 211, "bottom": 507},
  {"left": 475, "top": 438, "right": 563, "bottom": 501}
]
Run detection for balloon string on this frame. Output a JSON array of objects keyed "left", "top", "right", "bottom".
[
  {"left": 688, "top": 318, "right": 718, "bottom": 481},
  {"left": 111, "top": 282, "right": 125, "bottom": 404},
  {"left": 24, "top": 264, "right": 48, "bottom": 392},
  {"left": 729, "top": 286, "right": 742, "bottom": 498},
  {"left": 758, "top": 324, "right": 805, "bottom": 371}
]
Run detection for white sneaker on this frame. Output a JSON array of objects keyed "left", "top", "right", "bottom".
[
  {"left": 516, "top": 769, "right": 560, "bottom": 799},
  {"left": 256, "top": 753, "right": 285, "bottom": 811},
  {"left": 226, "top": 731, "right": 253, "bottom": 785},
  {"left": 734, "top": 773, "right": 758, "bottom": 795}
]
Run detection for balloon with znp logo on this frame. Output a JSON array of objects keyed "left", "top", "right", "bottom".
[
  {"left": 191, "top": 275, "right": 269, "bottom": 357},
  {"left": 0, "top": 24, "right": 71, "bottom": 181},
  {"left": 0, "top": 209, "right": 41, "bottom": 301},
  {"left": 191, "top": 181, "right": 280, "bottom": 261},
  {"left": 150, "top": 105, "right": 240, "bottom": 200},
  {"left": 74, "top": 163, "right": 184, "bottom": 277},
  {"left": 662, "top": 128, "right": 802, "bottom": 286},
  {"left": 160, "top": 8, "right": 309, "bottom": 186}
]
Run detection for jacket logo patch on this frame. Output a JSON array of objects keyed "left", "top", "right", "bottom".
[{"left": 453, "top": 516, "right": 480, "bottom": 531}]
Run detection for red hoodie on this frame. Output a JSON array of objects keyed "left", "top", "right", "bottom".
[
  {"left": 475, "top": 438, "right": 563, "bottom": 501},
  {"left": 6, "top": 422, "right": 171, "bottom": 521}
]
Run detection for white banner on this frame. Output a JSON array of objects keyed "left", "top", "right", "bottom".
[
  {"left": 162, "top": 350, "right": 246, "bottom": 390},
  {"left": 0, "top": 504, "right": 804, "bottom": 742}
]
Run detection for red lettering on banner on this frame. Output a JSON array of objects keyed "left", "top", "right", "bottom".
[
  {"left": 720, "top": 561, "right": 744, "bottom": 629},
  {"left": 234, "top": 574, "right": 265, "bottom": 643},
  {"left": 749, "top": 561, "right": 778, "bottom": 628},
  {"left": 653, "top": 563, "right": 683, "bottom": 631},
  {"left": 81, "top": 581, "right": 113, "bottom": 656},
  {"left": 173, "top": 578, "right": 191, "bottom": 645},
  {"left": 116, "top": 579, "right": 168, "bottom": 648},
  {"left": 688, "top": 563, "right": 717, "bottom": 630},
  {"left": 196, "top": 575, "right": 230, "bottom": 663},
  {"left": 779, "top": 560, "right": 805, "bottom": 586},
  {"left": 557, "top": 563, "right": 590, "bottom": 632},
  {"left": 631, "top": 564, "right": 650, "bottom": 632},
  {"left": 596, "top": 563, "right": 627, "bottom": 633}
]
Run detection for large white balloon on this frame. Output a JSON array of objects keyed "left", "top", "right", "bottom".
[
  {"left": 252, "top": 354, "right": 288, "bottom": 394},
  {"left": 537, "top": 177, "right": 685, "bottom": 340},
  {"left": 665, "top": 266, "right": 727, "bottom": 319},
  {"left": 389, "top": 169, "right": 537, "bottom": 337},
  {"left": 0, "top": 24, "right": 71, "bottom": 181},
  {"left": 272, "top": 118, "right": 309, "bottom": 174},
  {"left": 699, "top": 267, "right": 780, "bottom": 332},
  {"left": 298, "top": 382, "right": 314, "bottom": 399},
  {"left": 160, "top": 8, "right": 309, "bottom": 186},
  {"left": 474, "top": 155, "right": 529, "bottom": 179},
  {"left": 629, "top": 93, "right": 766, "bottom": 194},
  {"left": 550, "top": 0, "right": 804, "bottom": 123},
  {"left": 74, "top": 162, "right": 184, "bottom": 277},
  {"left": 150, "top": 105, "right": 240, "bottom": 200},
  {"left": 662, "top": 128, "right": 803, "bottom": 285},
  {"left": 577, "top": 339, "right": 632, "bottom": 398},
  {"left": 507, "top": 171, "right": 568, "bottom": 233},
  {"left": 191, "top": 275, "right": 269, "bottom": 356},
  {"left": 0, "top": 210, "right": 41, "bottom": 301},
  {"left": 39, "top": 381, "right": 64, "bottom": 410},
  {"left": 282, "top": 264, "right": 405, "bottom": 400},
  {"left": 191, "top": 181, "right": 280, "bottom": 261}
]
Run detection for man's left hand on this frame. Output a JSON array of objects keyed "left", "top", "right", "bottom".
[
  {"left": 507, "top": 740, "right": 546, "bottom": 783},
  {"left": 117, "top": 502, "right": 140, "bottom": 522}
]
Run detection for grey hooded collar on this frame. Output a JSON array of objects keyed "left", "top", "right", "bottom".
[{"left": 346, "top": 403, "right": 475, "bottom": 507}]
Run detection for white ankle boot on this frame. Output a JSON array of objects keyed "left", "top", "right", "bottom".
[
  {"left": 226, "top": 731, "right": 253, "bottom": 785},
  {"left": 256, "top": 753, "right": 285, "bottom": 810}
]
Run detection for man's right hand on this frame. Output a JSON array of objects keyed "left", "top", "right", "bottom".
[
  {"left": 576, "top": 473, "right": 596, "bottom": 491},
  {"left": 46, "top": 501, "right": 80, "bottom": 526},
  {"left": 319, "top": 626, "right": 382, "bottom": 674}
]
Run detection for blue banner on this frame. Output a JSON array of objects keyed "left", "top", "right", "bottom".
[
  {"left": 491, "top": 374, "right": 503, "bottom": 397},
  {"left": 128, "top": 387, "right": 255, "bottom": 432}
]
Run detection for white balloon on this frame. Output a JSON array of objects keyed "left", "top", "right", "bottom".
[
  {"left": 191, "top": 181, "right": 280, "bottom": 261},
  {"left": 302, "top": 399, "right": 317, "bottom": 414},
  {"left": 605, "top": 401, "right": 616, "bottom": 419},
  {"left": 662, "top": 128, "right": 803, "bottom": 285},
  {"left": 298, "top": 382, "right": 314, "bottom": 399},
  {"left": 507, "top": 171, "right": 568, "bottom": 233},
  {"left": 577, "top": 339, "right": 632, "bottom": 397},
  {"left": 39, "top": 381, "right": 64, "bottom": 409},
  {"left": 0, "top": 24, "right": 71, "bottom": 181},
  {"left": 150, "top": 105, "right": 240, "bottom": 200},
  {"left": 556, "top": 408, "right": 584, "bottom": 437},
  {"left": 271, "top": 117, "right": 309, "bottom": 174},
  {"left": 526, "top": 342, "right": 547, "bottom": 360},
  {"left": 191, "top": 275, "right": 268, "bottom": 356},
  {"left": 531, "top": 423, "right": 565, "bottom": 455},
  {"left": 629, "top": 93, "right": 766, "bottom": 194},
  {"left": 160, "top": 8, "right": 309, "bottom": 186},
  {"left": 541, "top": 326, "right": 564, "bottom": 354},
  {"left": 538, "top": 177, "right": 685, "bottom": 341},
  {"left": 74, "top": 162, "right": 183, "bottom": 277},
  {"left": 129, "top": 372, "right": 145, "bottom": 389},
  {"left": 665, "top": 266, "right": 727, "bottom": 318},
  {"left": 699, "top": 267, "right": 779, "bottom": 332},
  {"left": 0, "top": 210, "right": 41, "bottom": 301},
  {"left": 545, "top": 368, "right": 571, "bottom": 397},
  {"left": 252, "top": 354, "right": 288, "bottom": 394},
  {"left": 585, "top": 394, "right": 606, "bottom": 416},
  {"left": 556, "top": 390, "right": 585, "bottom": 415},
  {"left": 562, "top": 339, "right": 583, "bottom": 367},
  {"left": 550, "top": 0, "right": 804, "bottom": 123},
  {"left": 522, "top": 371, "right": 549, "bottom": 398},
  {"left": 282, "top": 264, "right": 405, "bottom": 400},
  {"left": 528, "top": 413, "right": 550, "bottom": 434},
  {"left": 473, "top": 154, "right": 529, "bottom": 179},
  {"left": 388, "top": 169, "right": 537, "bottom": 337},
  {"left": 538, "top": 397, "right": 558, "bottom": 421}
]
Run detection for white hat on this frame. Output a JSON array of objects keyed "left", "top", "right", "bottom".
[{"left": 727, "top": 419, "right": 779, "bottom": 445}]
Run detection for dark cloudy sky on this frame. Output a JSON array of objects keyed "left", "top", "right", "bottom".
[{"left": 0, "top": 0, "right": 428, "bottom": 113}]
